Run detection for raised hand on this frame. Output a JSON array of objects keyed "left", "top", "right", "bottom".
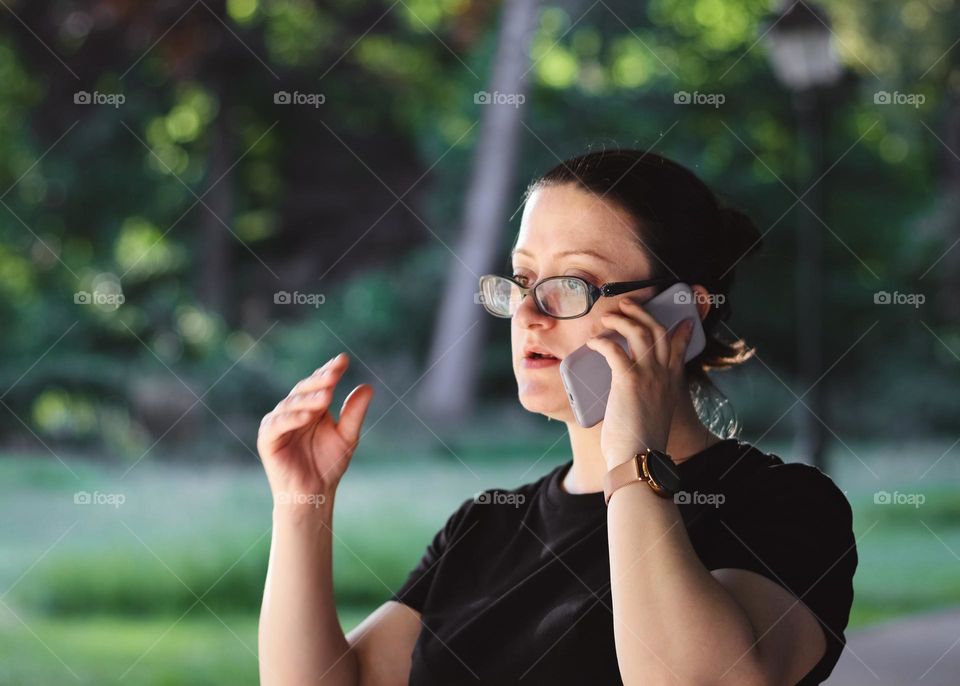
[{"left": 257, "top": 353, "right": 374, "bottom": 508}]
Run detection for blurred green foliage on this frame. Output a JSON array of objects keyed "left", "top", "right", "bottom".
[{"left": 0, "top": 0, "right": 957, "bottom": 465}]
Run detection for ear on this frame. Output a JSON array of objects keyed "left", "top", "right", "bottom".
[{"left": 689, "top": 283, "right": 712, "bottom": 322}]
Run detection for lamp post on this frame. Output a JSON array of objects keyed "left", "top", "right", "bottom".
[{"left": 765, "top": 1, "right": 843, "bottom": 472}]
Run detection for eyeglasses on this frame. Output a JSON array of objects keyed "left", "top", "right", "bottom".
[{"left": 478, "top": 274, "right": 678, "bottom": 320}]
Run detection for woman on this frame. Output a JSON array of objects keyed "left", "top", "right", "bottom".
[{"left": 257, "top": 149, "right": 858, "bottom": 685}]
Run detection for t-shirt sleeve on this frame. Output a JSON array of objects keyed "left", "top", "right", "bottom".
[
  {"left": 706, "top": 464, "right": 858, "bottom": 683},
  {"left": 391, "top": 496, "right": 475, "bottom": 613}
]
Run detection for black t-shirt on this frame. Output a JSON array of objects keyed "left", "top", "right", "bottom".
[{"left": 391, "top": 438, "right": 857, "bottom": 685}]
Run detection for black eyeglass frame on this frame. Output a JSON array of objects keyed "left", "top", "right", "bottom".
[{"left": 478, "top": 274, "right": 679, "bottom": 320}]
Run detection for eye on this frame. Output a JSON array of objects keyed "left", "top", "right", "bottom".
[
  {"left": 511, "top": 272, "right": 530, "bottom": 285},
  {"left": 567, "top": 270, "right": 599, "bottom": 286}
]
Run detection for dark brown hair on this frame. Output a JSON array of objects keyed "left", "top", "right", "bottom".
[{"left": 524, "top": 148, "right": 763, "bottom": 433}]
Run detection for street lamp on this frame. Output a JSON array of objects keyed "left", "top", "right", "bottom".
[
  {"left": 765, "top": 1, "right": 843, "bottom": 92},
  {"left": 764, "top": 1, "right": 844, "bottom": 472}
]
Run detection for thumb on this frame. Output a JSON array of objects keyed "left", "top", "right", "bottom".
[{"left": 336, "top": 384, "right": 374, "bottom": 447}]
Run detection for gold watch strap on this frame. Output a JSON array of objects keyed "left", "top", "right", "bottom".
[{"left": 603, "top": 449, "right": 652, "bottom": 505}]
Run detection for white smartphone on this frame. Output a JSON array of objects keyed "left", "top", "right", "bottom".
[{"left": 559, "top": 282, "right": 706, "bottom": 428}]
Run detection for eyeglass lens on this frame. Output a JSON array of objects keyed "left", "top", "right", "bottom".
[{"left": 484, "top": 276, "right": 590, "bottom": 318}]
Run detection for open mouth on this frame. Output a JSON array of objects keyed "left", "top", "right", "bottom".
[{"left": 527, "top": 352, "right": 558, "bottom": 360}]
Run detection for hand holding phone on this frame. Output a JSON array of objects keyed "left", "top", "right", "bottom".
[{"left": 559, "top": 283, "right": 705, "bottom": 428}]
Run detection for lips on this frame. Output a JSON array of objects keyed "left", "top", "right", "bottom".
[{"left": 522, "top": 344, "right": 560, "bottom": 360}]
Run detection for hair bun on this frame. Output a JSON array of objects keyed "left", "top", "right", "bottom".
[{"left": 718, "top": 206, "right": 763, "bottom": 263}]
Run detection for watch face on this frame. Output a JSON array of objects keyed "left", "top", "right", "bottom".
[{"left": 647, "top": 450, "right": 681, "bottom": 494}]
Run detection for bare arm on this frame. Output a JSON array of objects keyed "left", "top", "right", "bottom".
[
  {"left": 346, "top": 601, "right": 423, "bottom": 686},
  {"left": 590, "top": 302, "right": 826, "bottom": 685},
  {"left": 607, "top": 482, "right": 824, "bottom": 686},
  {"left": 260, "top": 502, "right": 424, "bottom": 686},
  {"left": 607, "top": 480, "right": 763, "bottom": 685},
  {"left": 260, "top": 499, "right": 358, "bottom": 686},
  {"left": 256, "top": 353, "right": 421, "bottom": 685}
]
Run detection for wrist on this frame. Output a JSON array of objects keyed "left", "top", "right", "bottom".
[
  {"left": 604, "top": 444, "right": 666, "bottom": 471},
  {"left": 603, "top": 447, "right": 681, "bottom": 504},
  {"left": 604, "top": 455, "right": 630, "bottom": 471},
  {"left": 272, "top": 491, "right": 335, "bottom": 521}
]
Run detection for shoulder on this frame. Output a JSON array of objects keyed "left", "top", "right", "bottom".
[
  {"left": 706, "top": 444, "right": 858, "bottom": 597},
  {"left": 731, "top": 448, "right": 853, "bottom": 528},
  {"left": 711, "top": 441, "right": 852, "bottom": 519},
  {"left": 700, "top": 442, "right": 858, "bottom": 593}
]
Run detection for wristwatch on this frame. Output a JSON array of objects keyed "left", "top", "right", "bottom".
[{"left": 603, "top": 447, "right": 681, "bottom": 504}]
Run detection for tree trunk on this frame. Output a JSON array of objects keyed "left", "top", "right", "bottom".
[{"left": 415, "top": 0, "right": 541, "bottom": 426}]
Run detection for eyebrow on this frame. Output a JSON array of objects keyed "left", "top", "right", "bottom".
[{"left": 510, "top": 247, "right": 615, "bottom": 265}]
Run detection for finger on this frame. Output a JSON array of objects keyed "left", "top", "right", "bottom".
[
  {"left": 585, "top": 334, "right": 635, "bottom": 379},
  {"left": 336, "top": 384, "right": 375, "bottom": 447},
  {"left": 668, "top": 318, "right": 696, "bottom": 370},
  {"left": 262, "top": 386, "right": 337, "bottom": 442},
  {"left": 281, "top": 387, "right": 335, "bottom": 414},
  {"left": 291, "top": 353, "right": 348, "bottom": 395},
  {"left": 287, "top": 353, "right": 350, "bottom": 398},
  {"left": 599, "top": 312, "right": 661, "bottom": 370},
  {"left": 259, "top": 409, "right": 314, "bottom": 451},
  {"left": 618, "top": 298, "right": 671, "bottom": 367}
]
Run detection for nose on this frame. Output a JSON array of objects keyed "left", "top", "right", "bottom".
[{"left": 513, "top": 291, "right": 553, "bottom": 329}]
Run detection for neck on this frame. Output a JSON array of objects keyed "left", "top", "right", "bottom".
[{"left": 562, "top": 391, "right": 720, "bottom": 494}]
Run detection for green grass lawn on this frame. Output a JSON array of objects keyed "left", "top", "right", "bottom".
[
  {"left": 0, "top": 608, "right": 379, "bottom": 686},
  {"left": 1, "top": 439, "right": 958, "bottom": 683},
  {"left": 0, "top": 612, "right": 261, "bottom": 686}
]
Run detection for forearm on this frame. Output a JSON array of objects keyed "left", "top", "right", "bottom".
[
  {"left": 607, "top": 483, "right": 767, "bottom": 686},
  {"left": 259, "top": 497, "right": 358, "bottom": 686}
]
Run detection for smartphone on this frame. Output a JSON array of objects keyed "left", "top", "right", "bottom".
[{"left": 559, "top": 282, "right": 706, "bottom": 428}]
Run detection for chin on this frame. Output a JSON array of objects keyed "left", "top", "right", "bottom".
[{"left": 517, "top": 392, "right": 572, "bottom": 421}]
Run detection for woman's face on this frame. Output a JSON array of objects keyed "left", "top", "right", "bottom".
[{"left": 510, "top": 183, "right": 663, "bottom": 422}]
